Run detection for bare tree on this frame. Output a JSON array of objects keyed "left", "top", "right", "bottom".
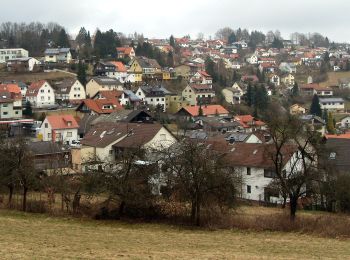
[
  {"left": 161, "top": 139, "right": 238, "bottom": 226},
  {"left": 266, "top": 114, "right": 321, "bottom": 220}
]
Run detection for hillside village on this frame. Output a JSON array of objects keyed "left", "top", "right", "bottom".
[{"left": 1, "top": 24, "right": 350, "bottom": 221}]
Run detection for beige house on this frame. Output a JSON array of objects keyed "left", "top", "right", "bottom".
[
  {"left": 73, "top": 123, "right": 177, "bottom": 172},
  {"left": 86, "top": 76, "right": 123, "bottom": 97},
  {"left": 182, "top": 84, "right": 215, "bottom": 106},
  {"left": 281, "top": 74, "right": 295, "bottom": 86},
  {"left": 44, "top": 48, "right": 72, "bottom": 63},
  {"left": 222, "top": 82, "right": 244, "bottom": 104},
  {"left": 289, "top": 104, "right": 306, "bottom": 115}
]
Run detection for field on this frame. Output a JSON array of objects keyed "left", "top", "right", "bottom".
[
  {"left": 320, "top": 71, "right": 350, "bottom": 87},
  {"left": 0, "top": 209, "right": 349, "bottom": 259},
  {"left": 0, "top": 71, "right": 75, "bottom": 83}
]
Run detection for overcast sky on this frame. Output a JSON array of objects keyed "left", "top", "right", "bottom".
[{"left": 2, "top": 0, "right": 350, "bottom": 42}]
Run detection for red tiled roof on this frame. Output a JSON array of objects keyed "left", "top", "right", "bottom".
[
  {"left": 94, "top": 90, "right": 123, "bottom": 100},
  {"left": 198, "top": 70, "right": 211, "bottom": 78},
  {"left": 26, "top": 80, "right": 47, "bottom": 97},
  {"left": 46, "top": 115, "right": 79, "bottom": 130},
  {"left": 116, "top": 47, "right": 134, "bottom": 55},
  {"left": 234, "top": 115, "right": 265, "bottom": 128},
  {"left": 325, "top": 133, "right": 350, "bottom": 139},
  {"left": 109, "top": 61, "right": 127, "bottom": 72},
  {"left": 0, "top": 84, "right": 22, "bottom": 100},
  {"left": 78, "top": 99, "right": 123, "bottom": 114},
  {"left": 182, "top": 105, "right": 229, "bottom": 117}
]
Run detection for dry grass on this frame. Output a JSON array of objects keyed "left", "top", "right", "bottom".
[
  {"left": 0, "top": 209, "right": 349, "bottom": 259},
  {"left": 320, "top": 71, "right": 350, "bottom": 87},
  {"left": 0, "top": 71, "right": 75, "bottom": 83}
]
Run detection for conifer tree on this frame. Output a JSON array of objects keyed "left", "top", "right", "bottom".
[{"left": 310, "top": 94, "right": 322, "bottom": 117}]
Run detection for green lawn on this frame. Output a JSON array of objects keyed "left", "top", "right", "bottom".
[{"left": 0, "top": 210, "right": 349, "bottom": 259}]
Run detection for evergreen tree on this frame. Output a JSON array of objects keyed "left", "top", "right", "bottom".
[
  {"left": 198, "top": 105, "right": 204, "bottom": 117},
  {"left": 292, "top": 82, "right": 299, "bottom": 96},
  {"left": 57, "top": 28, "right": 70, "bottom": 47},
  {"left": 327, "top": 112, "right": 335, "bottom": 134},
  {"left": 245, "top": 83, "right": 254, "bottom": 107},
  {"left": 270, "top": 37, "right": 284, "bottom": 49},
  {"left": 205, "top": 57, "right": 217, "bottom": 82},
  {"left": 77, "top": 61, "right": 87, "bottom": 87},
  {"left": 310, "top": 94, "right": 322, "bottom": 117},
  {"left": 167, "top": 51, "right": 174, "bottom": 67},
  {"left": 169, "top": 35, "right": 176, "bottom": 48},
  {"left": 322, "top": 109, "right": 328, "bottom": 122},
  {"left": 228, "top": 32, "right": 237, "bottom": 44},
  {"left": 23, "top": 101, "right": 33, "bottom": 117}
]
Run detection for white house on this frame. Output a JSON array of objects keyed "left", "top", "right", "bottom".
[
  {"left": 54, "top": 79, "right": 86, "bottom": 103},
  {"left": 0, "top": 48, "right": 28, "bottom": 63},
  {"left": 270, "top": 74, "right": 280, "bottom": 86},
  {"left": 39, "top": 114, "right": 79, "bottom": 145},
  {"left": 136, "top": 85, "right": 172, "bottom": 111},
  {"left": 44, "top": 48, "right": 72, "bottom": 63},
  {"left": 224, "top": 143, "right": 304, "bottom": 203},
  {"left": 319, "top": 97, "right": 345, "bottom": 112},
  {"left": 247, "top": 54, "right": 258, "bottom": 64},
  {"left": 6, "top": 57, "right": 40, "bottom": 71},
  {"left": 189, "top": 71, "right": 213, "bottom": 86},
  {"left": 25, "top": 80, "right": 55, "bottom": 108},
  {"left": 339, "top": 116, "right": 350, "bottom": 129}
]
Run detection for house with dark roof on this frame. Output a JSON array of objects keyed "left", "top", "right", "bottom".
[
  {"left": 28, "top": 141, "right": 71, "bottom": 172},
  {"left": 129, "top": 56, "right": 162, "bottom": 81},
  {"left": 322, "top": 138, "right": 350, "bottom": 174},
  {"left": 44, "top": 48, "right": 72, "bottom": 63},
  {"left": 73, "top": 122, "right": 176, "bottom": 172},
  {"left": 203, "top": 140, "right": 301, "bottom": 203},
  {"left": 135, "top": 85, "right": 174, "bottom": 111},
  {"left": 54, "top": 78, "right": 86, "bottom": 103}
]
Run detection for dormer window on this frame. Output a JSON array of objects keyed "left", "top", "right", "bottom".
[{"left": 67, "top": 121, "right": 72, "bottom": 127}]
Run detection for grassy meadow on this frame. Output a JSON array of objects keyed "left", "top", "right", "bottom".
[{"left": 0, "top": 209, "right": 349, "bottom": 259}]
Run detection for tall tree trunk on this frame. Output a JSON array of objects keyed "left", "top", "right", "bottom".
[
  {"left": 290, "top": 195, "right": 298, "bottom": 221},
  {"left": 191, "top": 199, "right": 196, "bottom": 223},
  {"left": 22, "top": 186, "right": 28, "bottom": 212},
  {"left": 118, "top": 201, "right": 126, "bottom": 217},
  {"left": 282, "top": 195, "right": 287, "bottom": 209},
  {"left": 195, "top": 199, "right": 201, "bottom": 226},
  {"left": 8, "top": 184, "right": 14, "bottom": 206}
]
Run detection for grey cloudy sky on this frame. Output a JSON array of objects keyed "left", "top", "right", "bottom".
[{"left": 2, "top": 0, "right": 350, "bottom": 42}]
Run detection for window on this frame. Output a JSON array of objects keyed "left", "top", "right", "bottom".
[
  {"left": 15, "top": 111, "right": 18, "bottom": 114},
  {"left": 161, "top": 98, "right": 164, "bottom": 101},
  {"left": 160, "top": 134, "right": 166, "bottom": 141},
  {"left": 247, "top": 185, "right": 251, "bottom": 194},
  {"left": 67, "top": 132, "right": 72, "bottom": 137},
  {"left": 40, "top": 89, "right": 44, "bottom": 93},
  {"left": 2, "top": 104, "right": 8, "bottom": 107},
  {"left": 264, "top": 169, "right": 277, "bottom": 178},
  {"left": 156, "top": 98, "right": 159, "bottom": 101},
  {"left": 48, "top": 90, "right": 50, "bottom": 93},
  {"left": 48, "top": 133, "right": 51, "bottom": 139},
  {"left": 3, "top": 112, "right": 8, "bottom": 115},
  {"left": 48, "top": 97, "right": 51, "bottom": 100},
  {"left": 45, "top": 123, "right": 48, "bottom": 128},
  {"left": 329, "top": 152, "right": 336, "bottom": 160},
  {"left": 41, "top": 96, "right": 44, "bottom": 101},
  {"left": 109, "top": 150, "right": 113, "bottom": 155},
  {"left": 247, "top": 167, "right": 251, "bottom": 175}
]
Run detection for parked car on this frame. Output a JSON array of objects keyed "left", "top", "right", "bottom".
[{"left": 70, "top": 140, "right": 81, "bottom": 147}]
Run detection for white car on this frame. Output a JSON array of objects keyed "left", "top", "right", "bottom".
[{"left": 70, "top": 140, "right": 81, "bottom": 147}]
